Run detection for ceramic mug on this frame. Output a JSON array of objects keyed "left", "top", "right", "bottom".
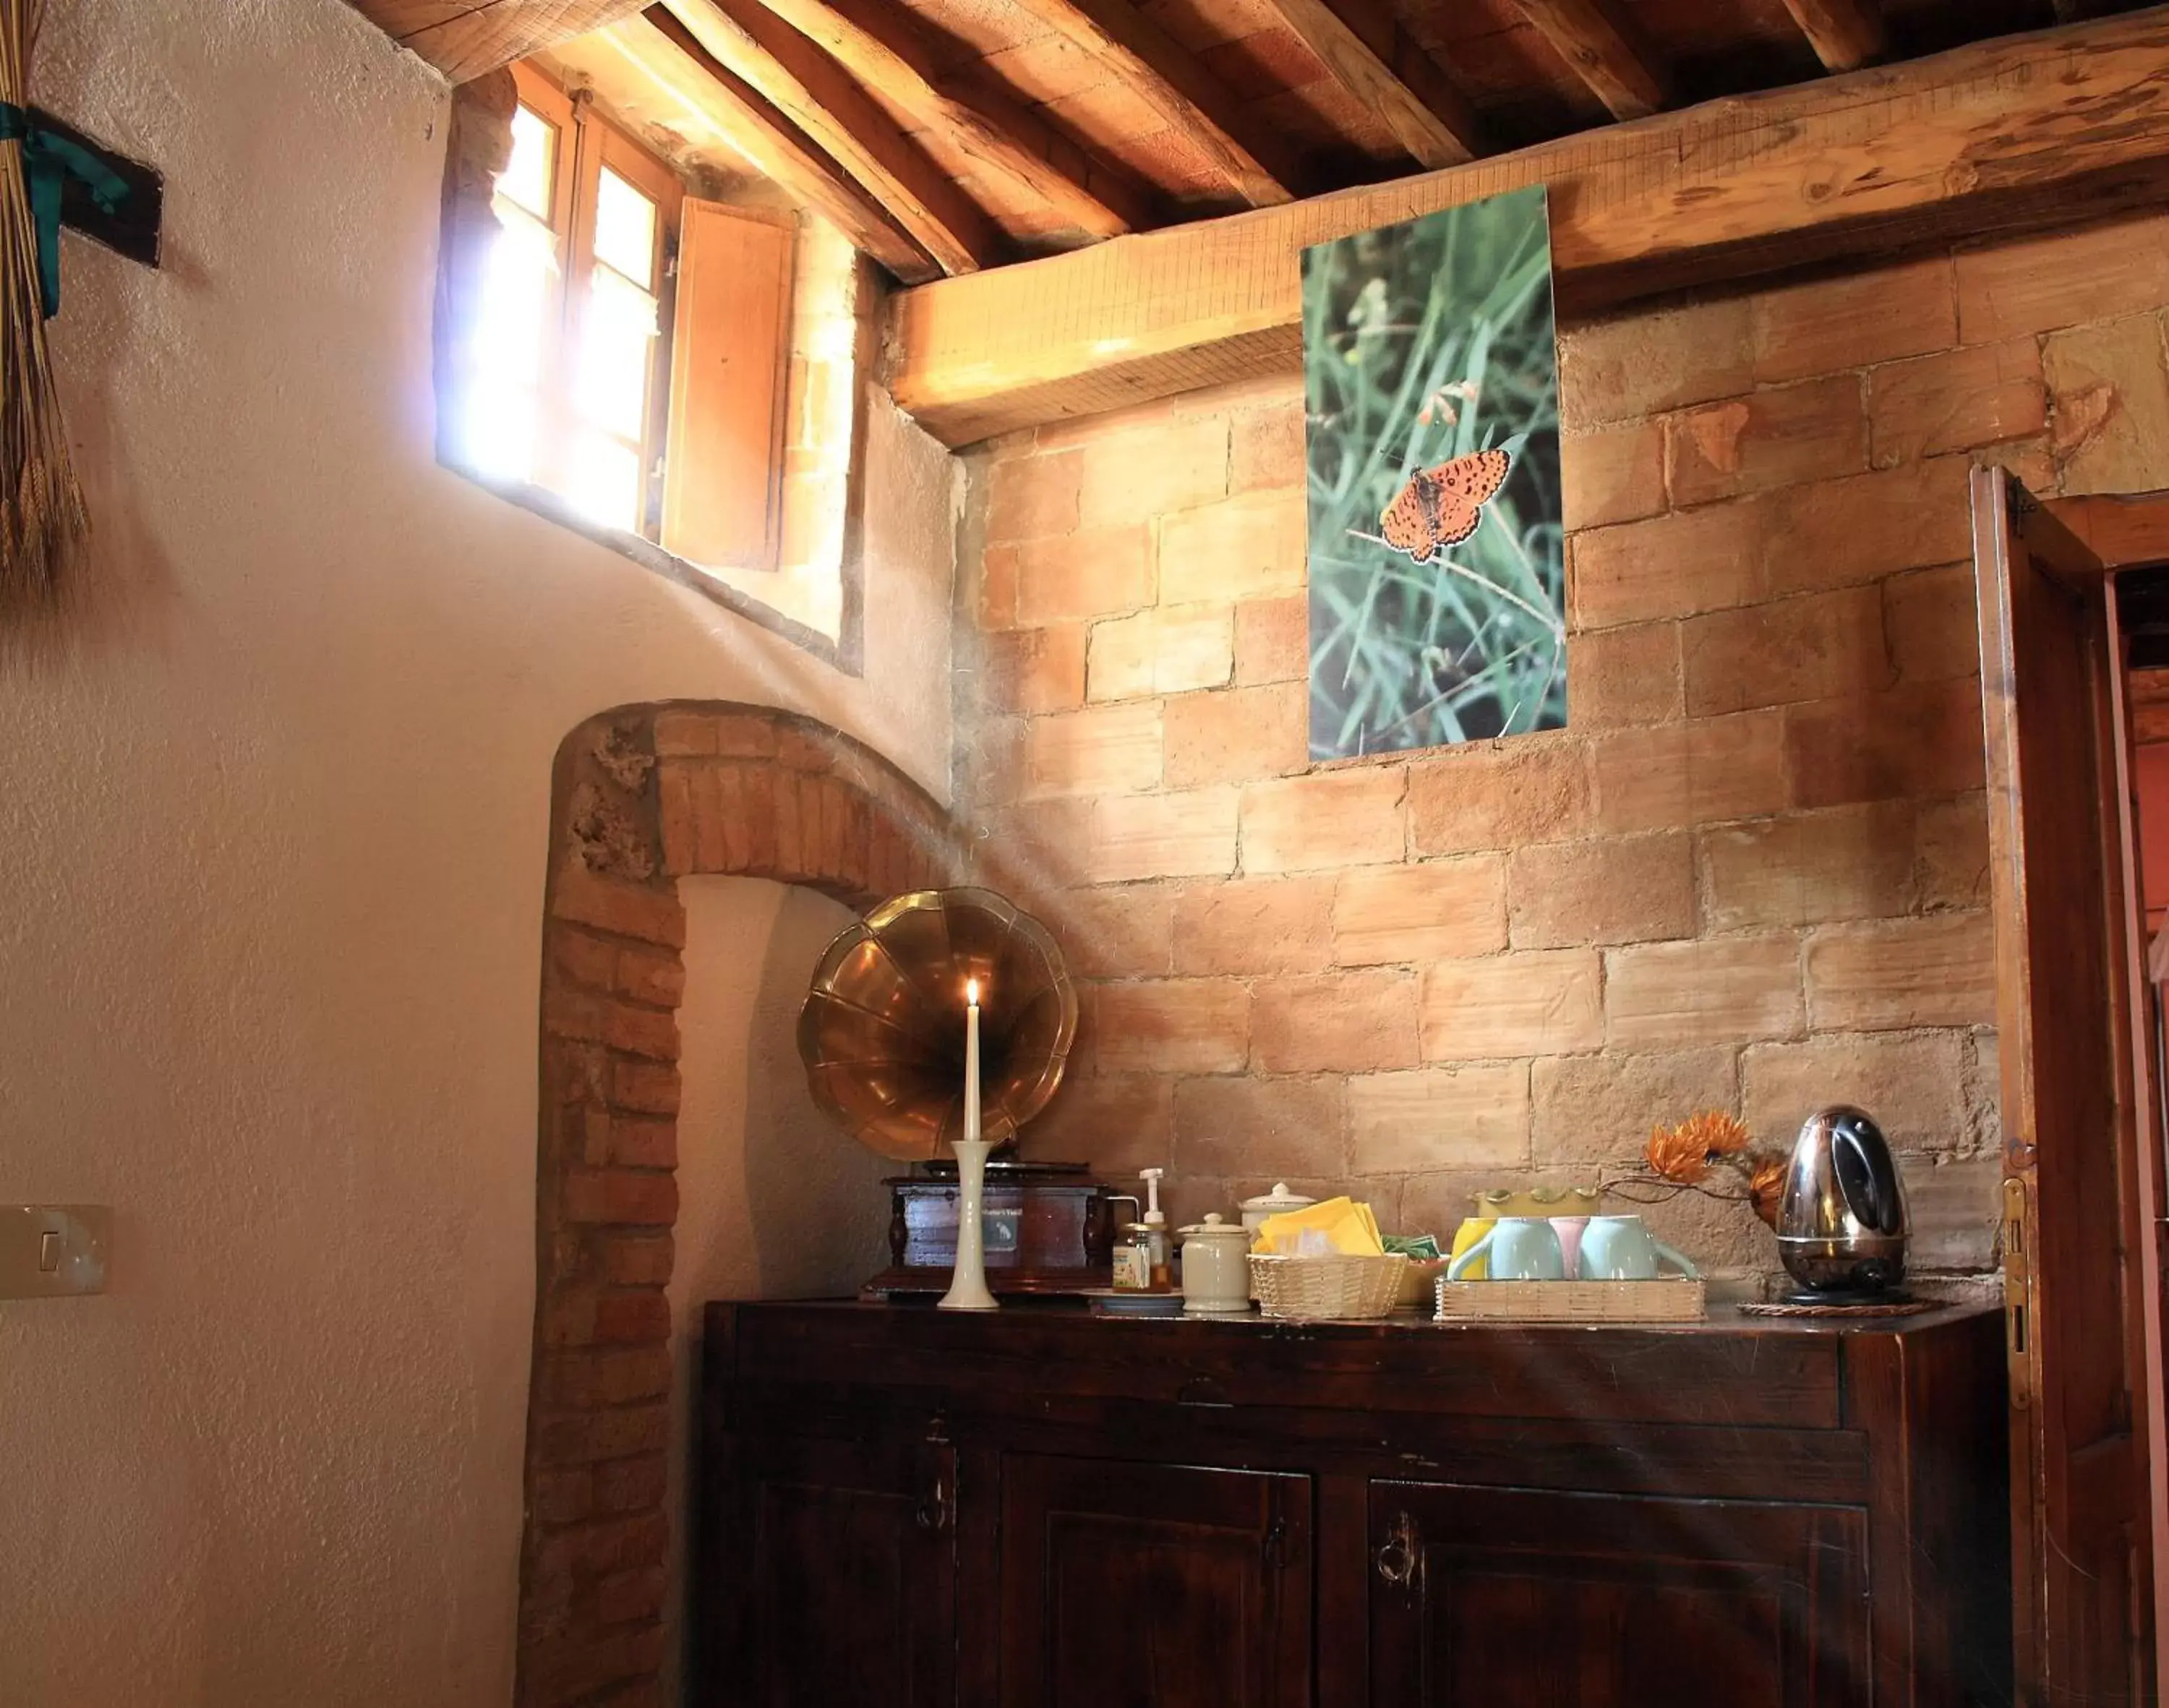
[
  {"left": 1448, "top": 1216, "right": 1497, "bottom": 1280},
  {"left": 1577, "top": 1215, "right": 1699, "bottom": 1281},
  {"left": 1550, "top": 1215, "right": 1591, "bottom": 1280},
  {"left": 1447, "top": 1216, "right": 1565, "bottom": 1281}
]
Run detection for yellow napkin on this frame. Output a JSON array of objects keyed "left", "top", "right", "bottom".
[{"left": 1253, "top": 1196, "right": 1385, "bottom": 1256}]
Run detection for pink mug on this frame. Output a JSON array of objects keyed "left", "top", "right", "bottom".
[{"left": 1549, "top": 1215, "right": 1591, "bottom": 1279}]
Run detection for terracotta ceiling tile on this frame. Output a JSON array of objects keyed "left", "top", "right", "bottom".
[
  {"left": 1044, "top": 74, "right": 1184, "bottom": 140},
  {"left": 900, "top": 0, "right": 1053, "bottom": 60},
  {"left": 1248, "top": 80, "right": 1400, "bottom": 162},
  {"left": 981, "top": 32, "right": 1113, "bottom": 106},
  {"left": 1197, "top": 23, "right": 1330, "bottom": 101},
  {"left": 1140, "top": 0, "right": 1295, "bottom": 55}
]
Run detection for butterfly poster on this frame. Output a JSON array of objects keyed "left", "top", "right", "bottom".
[{"left": 1301, "top": 184, "right": 1564, "bottom": 759}]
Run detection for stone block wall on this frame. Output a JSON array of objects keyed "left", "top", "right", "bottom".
[{"left": 957, "top": 209, "right": 2169, "bottom": 1276}]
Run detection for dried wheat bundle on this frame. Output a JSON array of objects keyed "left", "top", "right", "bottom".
[{"left": 0, "top": 0, "right": 85, "bottom": 614}]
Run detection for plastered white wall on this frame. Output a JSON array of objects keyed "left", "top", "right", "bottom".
[
  {"left": 0, "top": 2, "right": 954, "bottom": 1704},
  {"left": 664, "top": 876, "right": 889, "bottom": 1701}
]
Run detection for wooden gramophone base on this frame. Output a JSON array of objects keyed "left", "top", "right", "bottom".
[{"left": 861, "top": 1161, "right": 1115, "bottom": 1300}]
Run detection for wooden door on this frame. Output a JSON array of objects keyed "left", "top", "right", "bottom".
[
  {"left": 998, "top": 1453, "right": 1312, "bottom": 1708},
  {"left": 1972, "top": 464, "right": 2147, "bottom": 1705},
  {"left": 712, "top": 1430, "right": 956, "bottom": 1708},
  {"left": 1366, "top": 1481, "right": 1870, "bottom": 1707}
]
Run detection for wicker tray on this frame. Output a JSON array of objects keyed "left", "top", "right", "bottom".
[
  {"left": 1249, "top": 1252, "right": 1408, "bottom": 1320},
  {"left": 1434, "top": 1277, "right": 1707, "bottom": 1323}
]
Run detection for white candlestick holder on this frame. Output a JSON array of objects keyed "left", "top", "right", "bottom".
[{"left": 938, "top": 1137, "right": 999, "bottom": 1311}]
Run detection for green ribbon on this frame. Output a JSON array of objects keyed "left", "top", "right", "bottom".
[{"left": 0, "top": 102, "right": 130, "bottom": 317}]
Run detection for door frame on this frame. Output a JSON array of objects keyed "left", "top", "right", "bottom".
[{"left": 2025, "top": 484, "right": 2169, "bottom": 1696}]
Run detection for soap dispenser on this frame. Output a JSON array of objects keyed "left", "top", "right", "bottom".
[{"left": 1139, "top": 1168, "right": 1172, "bottom": 1290}]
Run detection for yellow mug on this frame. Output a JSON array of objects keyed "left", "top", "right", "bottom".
[{"left": 1448, "top": 1216, "right": 1497, "bottom": 1281}]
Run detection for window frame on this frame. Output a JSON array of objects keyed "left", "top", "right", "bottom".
[
  {"left": 505, "top": 61, "right": 683, "bottom": 543},
  {"left": 437, "top": 67, "right": 867, "bottom": 675}
]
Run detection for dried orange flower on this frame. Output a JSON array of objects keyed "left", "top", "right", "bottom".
[
  {"left": 1748, "top": 1156, "right": 1788, "bottom": 1229},
  {"left": 1646, "top": 1111, "right": 1753, "bottom": 1184}
]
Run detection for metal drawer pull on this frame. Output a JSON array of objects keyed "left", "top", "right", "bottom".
[
  {"left": 1376, "top": 1511, "right": 1418, "bottom": 1587},
  {"left": 915, "top": 1476, "right": 951, "bottom": 1532}
]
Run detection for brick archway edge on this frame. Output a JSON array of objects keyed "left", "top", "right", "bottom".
[{"left": 518, "top": 701, "right": 959, "bottom": 1708}]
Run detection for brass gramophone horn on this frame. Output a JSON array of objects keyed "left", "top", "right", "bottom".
[{"left": 796, "top": 887, "right": 1077, "bottom": 1161}]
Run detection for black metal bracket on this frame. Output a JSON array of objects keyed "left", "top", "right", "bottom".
[{"left": 30, "top": 104, "right": 160, "bottom": 270}]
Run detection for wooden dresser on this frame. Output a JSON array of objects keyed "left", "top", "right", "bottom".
[{"left": 695, "top": 1299, "right": 2009, "bottom": 1707}]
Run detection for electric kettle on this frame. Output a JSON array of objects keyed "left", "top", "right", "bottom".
[{"left": 1776, "top": 1106, "right": 1909, "bottom": 1299}]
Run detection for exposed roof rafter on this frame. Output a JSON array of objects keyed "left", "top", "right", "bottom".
[
  {"left": 1258, "top": 0, "right": 1486, "bottom": 168},
  {"left": 637, "top": 5, "right": 938, "bottom": 281},
  {"left": 359, "top": 0, "right": 648, "bottom": 80},
  {"left": 754, "top": 0, "right": 1157, "bottom": 239},
  {"left": 662, "top": 0, "right": 1007, "bottom": 273},
  {"left": 1776, "top": 0, "right": 1888, "bottom": 72},
  {"left": 1004, "top": 0, "right": 1310, "bottom": 208},
  {"left": 1510, "top": 0, "right": 1671, "bottom": 120},
  {"left": 889, "top": 7, "right": 2169, "bottom": 445}
]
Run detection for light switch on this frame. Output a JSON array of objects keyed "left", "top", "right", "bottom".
[{"left": 0, "top": 1206, "right": 111, "bottom": 1298}]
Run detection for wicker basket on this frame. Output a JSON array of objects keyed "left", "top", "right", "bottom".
[{"left": 1249, "top": 1252, "right": 1408, "bottom": 1320}]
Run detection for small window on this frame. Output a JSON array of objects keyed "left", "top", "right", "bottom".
[
  {"left": 438, "top": 55, "right": 859, "bottom": 659},
  {"left": 445, "top": 64, "right": 794, "bottom": 567}
]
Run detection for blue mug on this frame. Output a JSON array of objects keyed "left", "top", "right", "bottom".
[
  {"left": 1578, "top": 1215, "right": 1698, "bottom": 1281},
  {"left": 1447, "top": 1216, "right": 1565, "bottom": 1281}
]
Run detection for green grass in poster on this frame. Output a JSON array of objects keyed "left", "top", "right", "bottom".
[{"left": 1302, "top": 184, "right": 1565, "bottom": 759}]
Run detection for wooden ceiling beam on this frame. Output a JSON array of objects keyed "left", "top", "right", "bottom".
[
  {"left": 1005, "top": 0, "right": 1311, "bottom": 208},
  {"left": 753, "top": 0, "right": 1155, "bottom": 239},
  {"left": 661, "top": 0, "right": 1006, "bottom": 273},
  {"left": 638, "top": 7, "right": 938, "bottom": 282},
  {"left": 356, "top": 0, "right": 649, "bottom": 80},
  {"left": 1510, "top": 0, "right": 1671, "bottom": 120},
  {"left": 1257, "top": 0, "right": 1485, "bottom": 168},
  {"left": 886, "top": 7, "right": 2169, "bottom": 446},
  {"left": 1777, "top": 0, "right": 1888, "bottom": 71}
]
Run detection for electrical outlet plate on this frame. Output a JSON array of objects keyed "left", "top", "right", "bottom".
[{"left": 0, "top": 1205, "right": 111, "bottom": 1298}]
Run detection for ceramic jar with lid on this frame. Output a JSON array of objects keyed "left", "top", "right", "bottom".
[
  {"left": 1239, "top": 1182, "right": 1318, "bottom": 1241},
  {"left": 1178, "top": 1213, "right": 1252, "bottom": 1315}
]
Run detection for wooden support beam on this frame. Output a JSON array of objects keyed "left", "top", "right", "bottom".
[
  {"left": 887, "top": 7, "right": 2169, "bottom": 446},
  {"left": 1777, "top": 0, "right": 1888, "bottom": 71},
  {"left": 1510, "top": 0, "right": 1670, "bottom": 119},
  {"left": 638, "top": 7, "right": 937, "bottom": 282},
  {"left": 1006, "top": 0, "right": 1310, "bottom": 208},
  {"left": 662, "top": 0, "right": 1005, "bottom": 273},
  {"left": 754, "top": 0, "right": 1155, "bottom": 239},
  {"left": 356, "top": 0, "right": 649, "bottom": 80},
  {"left": 1257, "top": 0, "right": 1485, "bottom": 168}
]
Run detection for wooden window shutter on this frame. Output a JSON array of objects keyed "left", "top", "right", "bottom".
[{"left": 662, "top": 200, "right": 795, "bottom": 570}]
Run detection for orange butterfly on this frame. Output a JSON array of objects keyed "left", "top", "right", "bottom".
[{"left": 1378, "top": 448, "right": 1511, "bottom": 565}]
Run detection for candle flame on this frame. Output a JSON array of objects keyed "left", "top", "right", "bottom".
[{"left": 966, "top": 978, "right": 980, "bottom": 1005}]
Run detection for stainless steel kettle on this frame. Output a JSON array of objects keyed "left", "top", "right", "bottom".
[{"left": 1776, "top": 1106, "right": 1909, "bottom": 1297}]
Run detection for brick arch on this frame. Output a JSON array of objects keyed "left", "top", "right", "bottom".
[{"left": 520, "top": 700, "right": 958, "bottom": 1708}]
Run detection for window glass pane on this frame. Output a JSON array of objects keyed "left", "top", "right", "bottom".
[
  {"left": 575, "top": 267, "right": 658, "bottom": 442},
  {"left": 593, "top": 167, "right": 657, "bottom": 288},
  {"left": 460, "top": 205, "right": 558, "bottom": 480},
  {"left": 479, "top": 208, "right": 556, "bottom": 390},
  {"left": 499, "top": 106, "right": 555, "bottom": 221},
  {"left": 566, "top": 432, "right": 644, "bottom": 532}
]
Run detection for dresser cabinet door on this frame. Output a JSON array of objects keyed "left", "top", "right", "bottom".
[
  {"left": 1367, "top": 1481, "right": 1869, "bottom": 1708},
  {"left": 719, "top": 1431, "right": 955, "bottom": 1708},
  {"left": 998, "top": 1454, "right": 1312, "bottom": 1708}
]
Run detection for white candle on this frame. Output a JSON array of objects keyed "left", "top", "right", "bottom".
[{"left": 964, "top": 978, "right": 981, "bottom": 1146}]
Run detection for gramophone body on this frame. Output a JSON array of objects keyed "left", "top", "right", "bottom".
[
  {"left": 864, "top": 1159, "right": 1116, "bottom": 1299},
  {"left": 797, "top": 887, "right": 1113, "bottom": 1297}
]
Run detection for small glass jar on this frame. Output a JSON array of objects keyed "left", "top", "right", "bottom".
[{"left": 1112, "top": 1222, "right": 1157, "bottom": 1291}]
